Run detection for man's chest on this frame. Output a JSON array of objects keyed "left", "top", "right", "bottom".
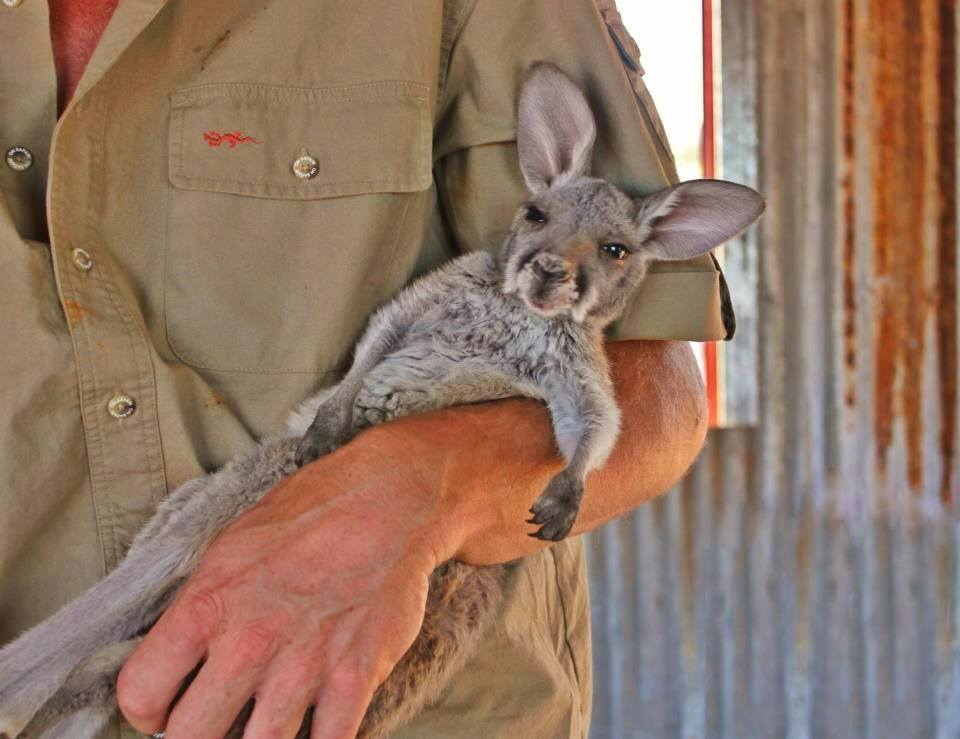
[{"left": 3, "top": 0, "right": 445, "bottom": 384}]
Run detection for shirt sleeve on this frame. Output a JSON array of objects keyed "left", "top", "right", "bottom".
[{"left": 431, "top": 0, "right": 730, "bottom": 341}]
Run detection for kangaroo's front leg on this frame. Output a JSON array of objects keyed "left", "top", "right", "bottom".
[
  {"left": 295, "top": 298, "right": 425, "bottom": 467},
  {"left": 293, "top": 328, "right": 393, "bottom": 466},
  {"left": 529, "top": 370, "right": 621, "bottom": 541}
]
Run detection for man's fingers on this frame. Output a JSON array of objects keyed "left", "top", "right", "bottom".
[
  {"left": 310, "top": 663, "right": 378, "bottom": 739},
  {"left": 116, "top": 593, "right": 215, "bottom": 733},
  {"left": 242, "top": 656, "right": 319, "bottom": 739},
  {"left": 310, "top": 576, "right": 425, "bottom": 739},
  {"left": 163, "top": 628, "right": 273, "bottom": 739}
]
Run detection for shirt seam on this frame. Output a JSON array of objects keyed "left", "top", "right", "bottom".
[
  {"left": 48, "top": 113, "right": 111, "bottom": 579},
  {"left": 171, "top": 176, "right": 428, "bottom": 191},
  {"left": 548, "top": 546, "right": 585, "bottom": 729},
  {"left": 94, "top": 90, "right": 170, "bottom": 507},
  {"left": 436, "top": 0, "right": 473, "bottom": 117},
  {"left": 171, "top": 79, "right": 429, "bottom": 105}
]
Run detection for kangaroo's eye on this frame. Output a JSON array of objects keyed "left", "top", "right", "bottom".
[
  {"left": 600, "top": 243, "right": 629, "bottom": 261},
  {"left": 524, "top": 205, "right": 548, "bottom": 224}
]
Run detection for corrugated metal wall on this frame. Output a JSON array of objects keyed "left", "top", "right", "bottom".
[{"left": 586, "top": 1, "right": 959, "bottom": 737}]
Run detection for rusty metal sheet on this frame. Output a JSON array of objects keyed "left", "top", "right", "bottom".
[{"left": 587, "top": 0, "right": 958, "bottom": 735}]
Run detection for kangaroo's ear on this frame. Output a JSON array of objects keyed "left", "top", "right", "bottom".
[
  {"left": 517, "top": 63, "right": 596, "bottom": 192},
  {"left": 635, "top": 180, "right": 765, "bottom": 261}
]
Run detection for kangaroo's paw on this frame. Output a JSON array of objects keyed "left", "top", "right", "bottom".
[
  {"left": 0, "top": 656, "right": 75, "bottom": 739},
  {"left": 0, "top": 570, "right": 167, "bottom": 738},
  {"left": 0, "top": 589, "right": 159, "bottom": 738},
  {"left": 0, "top": 716, "right": 23, "bottom": 739},
  {"left": 528, "top": 470, "right": 583, "bottom": 542}
]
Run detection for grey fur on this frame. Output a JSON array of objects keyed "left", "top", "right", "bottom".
[{"left": 0, "top": 63, "right": 763, "bottom": 739}]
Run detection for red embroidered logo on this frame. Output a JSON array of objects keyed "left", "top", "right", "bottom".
[{"left": 203, "top": 130, "right": 260, "bottom": 148}]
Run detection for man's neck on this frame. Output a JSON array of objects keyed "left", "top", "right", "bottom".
[{"left": 49, "top": 0, "right": 121, "bottom": 114}]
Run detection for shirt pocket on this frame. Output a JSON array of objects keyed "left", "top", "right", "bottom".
[{"left": 164, "top": 81, "right": 432, "bottom": 375}]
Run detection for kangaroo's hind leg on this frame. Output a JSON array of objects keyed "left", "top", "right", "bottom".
[
  {"left": 0, "top": 436, "right": 300, "bottom": 738},
  {"left": 20, "top": 639, "right": 141, "bottom": 739}
]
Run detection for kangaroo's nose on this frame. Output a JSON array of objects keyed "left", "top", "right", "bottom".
[{"left": 532, "top": 259, "right": 568, "bottom": 281}]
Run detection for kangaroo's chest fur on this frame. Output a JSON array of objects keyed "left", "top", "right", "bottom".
[{"left": 293, "top": 252, "right": 597, "bottom": 435}]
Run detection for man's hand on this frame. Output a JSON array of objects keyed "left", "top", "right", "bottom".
[
  {"left": 116, "top": 433, "right": 457, "bottom": 739},
  {"left": 117, "top": 340, "right": 706, "bottom": 738}
]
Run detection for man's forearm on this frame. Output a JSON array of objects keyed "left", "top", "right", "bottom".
[{"left": 357, "top": 340, "right": 708, "bottom": 566}]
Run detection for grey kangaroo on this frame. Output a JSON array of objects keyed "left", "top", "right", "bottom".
[{"left": 0, "top": 63, "right": 763, "bottom": 739}]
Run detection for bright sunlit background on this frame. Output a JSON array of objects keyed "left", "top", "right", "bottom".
[{"left": 618, "top": 1, "right": 704, "bottom": 181}]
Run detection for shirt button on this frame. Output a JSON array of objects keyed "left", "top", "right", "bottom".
[
  {"left": 108, "top": 394, "right": 137, "bottom": 420},
  {"left": 2, "top": 0, "right": 24, "bottom": 7},
  {"left": 292, "top": 152, "right": 318, "bottom": 179},
  {"left": 5, "top": 146, "right": 33, "bottom": 172},
  {"left": 71, "top": 247, "right": 94, "bottom": 272}
]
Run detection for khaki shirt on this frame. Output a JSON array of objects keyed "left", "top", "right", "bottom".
[{"left": 0, "top": 1, "right": 725, "bottom": 736}]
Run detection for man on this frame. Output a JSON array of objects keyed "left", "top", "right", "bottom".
[{"left": 0, "top": 1, "right": 727, "bottom": 736}]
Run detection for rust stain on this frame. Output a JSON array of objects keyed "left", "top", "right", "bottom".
[
  {"left": 199, "top": 29, "right": 231, "bottom": 71},
  {"left": 841, "top": 0, "right": 858, "bottom": 408},
  {"left": 204, "top": 392, "right": 226, "bottom": 408},
  {"left": 936, "top": 0, "right": 957, "bottom": 503},
  {"left": 869, "top": 0, "right": 899, "bottom": 482},
  {"left": 870, "top": 0, "right": 929, "bottom": 491},
  {"left": 62, "top": 299, "right": 87, "bottom": 328}
]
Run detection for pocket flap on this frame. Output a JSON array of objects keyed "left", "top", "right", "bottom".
[
  {"left": 169, "top": 81, "right": 432, "bottom": 200},
  {"left": 600, "top": 8, "right": 645, "bottom": 75},
  {"left": 597, "top": 7, "right": 673, "bottom": 163}
]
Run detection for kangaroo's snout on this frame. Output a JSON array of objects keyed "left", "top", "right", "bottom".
[
  {"left": 529, "top": 253, "right": 571, "bottom": 283},
  {"left": 514, "top": 251, "right": 583, "bottom": 318}
]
